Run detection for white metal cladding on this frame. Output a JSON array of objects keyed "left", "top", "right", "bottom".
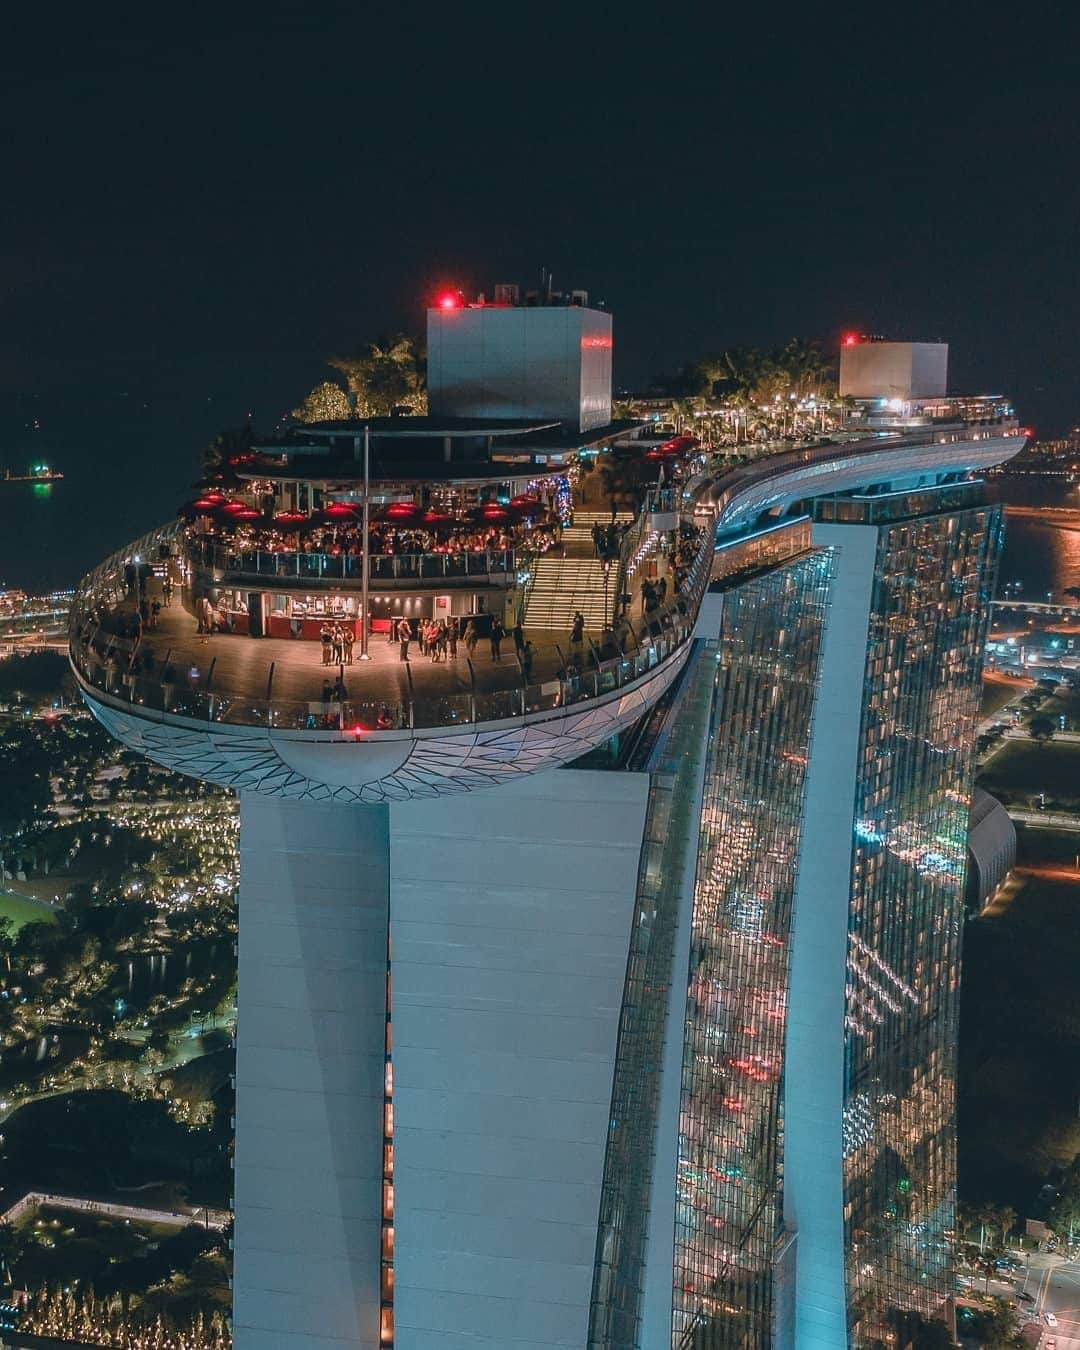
[
  {"left": 233, "top": 795, "right": 390, "bottom": 1350},
  {"left": 780, "top": 524, "right": 880, "bottom": 1348},
  {"left": 426, "top": 305, "right": 612, "bottom": 432},
  {"left": 839, "top": 342, "right": 948, "bottom": 399},
  {"left": 78, "top": 642, "right": 691, "bottom": 802},
  {"left": 388, "top": 770, "right": 650, "bottom": 1348},
  {"left": 703, "top": 433, "right": 1020, "bottom": 538}
]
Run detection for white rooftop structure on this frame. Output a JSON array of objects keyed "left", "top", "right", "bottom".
[
  {"left": 427, "top": 289, "right": 613, "bottom": 434},
  {"left": 839, "top": 338, "right": 948, "bottom": 400}
]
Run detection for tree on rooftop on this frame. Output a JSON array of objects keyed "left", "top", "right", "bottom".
[
  {"left": 328, "top": 335, "right": 427, "bottom": 417},
  {"left": 669, "top": 397, "right": 701, "bottom": 434},
  {"left": 291, "top": 379, "right": 351, "bottom": 424}
]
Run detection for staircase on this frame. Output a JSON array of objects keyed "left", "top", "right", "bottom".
[
  {"left": 572, "top": 510, "right": 635, "bottom": 526},
  {"left": 524, "top": 553, "right": 609, "bottom": 632},
  {"left": 522, "top": 511, "right": 635, "bottom": 633}
]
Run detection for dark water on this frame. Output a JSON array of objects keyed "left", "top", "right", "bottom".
[
  {"left": 987, "top": 476, "right": 1080, "bottom": 599},
  {"left": 113, "top": 945, "right": 221, "bottom": 1006},
  {"left": 0, "top": 354, "right": 327, "bottom": 594}
]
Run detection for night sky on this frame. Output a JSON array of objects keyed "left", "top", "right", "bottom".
[{"left": 2, "top": 4, "right": 1078, "bottom": 590}]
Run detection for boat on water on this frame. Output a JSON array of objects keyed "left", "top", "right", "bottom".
[{"left": 0, "top": 462, "right": 63, "bottom": 484}]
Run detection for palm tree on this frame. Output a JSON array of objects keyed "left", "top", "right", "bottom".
[
  {"left": 997, "top": 1204, "right": 1017, "bottom": 1249},
  {"left": 669, "top": 398, "right": 701, "bottom": 434},
  {"left": 778, "top": 337, "right": 831, "bottom": 399},
  {"left": 330, "top": 335, "right": 426, "bottom": 416}
]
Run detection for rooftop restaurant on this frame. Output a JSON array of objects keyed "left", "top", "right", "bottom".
[{"left": 69, "top": 415, "right": 711, "bottom": 733}]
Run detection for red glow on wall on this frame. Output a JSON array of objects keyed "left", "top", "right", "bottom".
[{"left": 580, "top": 335, "right": 613, "bottom": 349}]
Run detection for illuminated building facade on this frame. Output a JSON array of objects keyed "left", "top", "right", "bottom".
[
  {"left": 664, "top": 483, "right": 1003, "bottom": 1349},
  {"left": 71, "top": 310, "right": 1019, "bottom": 1345}
]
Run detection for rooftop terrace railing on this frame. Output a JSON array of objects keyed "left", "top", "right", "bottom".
[
  {"left": 189, "top": 536, "right": 519, "bottom": 585},
  {"left": 69, "top": 421, "right": 1022, "bottom": 737},
  {"left": 695, "top": 422, "right": 1023, "bottom": 544},
  {"left": 69, "top": 516, "right": 712, "bottom": 735}
]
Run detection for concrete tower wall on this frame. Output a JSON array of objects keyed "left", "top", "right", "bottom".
[
  {"left": 233, "top": 795, "right": 391, "bottom": 1350},
  {"left": 389, "top": 770, "right": 649, "bottom": 1349}
]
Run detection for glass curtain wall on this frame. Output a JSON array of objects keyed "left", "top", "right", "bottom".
[
  {"left": 672, "top": 549, "right": 834, "bottom": 1349},
  {"left": 841, "top": 504, "right": 1003, "bottom": 1346},
  {"left": 588, "top": 647, "right": 718, "bottom": 1349}
]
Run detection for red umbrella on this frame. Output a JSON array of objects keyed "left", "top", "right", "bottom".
[
  {"left": 479, "top": 504, "right": 510, "bottom": 521},
  {"left": 509, "top": 494, "right": 539, "bottom": 508},
  {"left": 178, "top": 498, "right": 221, "bottom": 519},
  {"left": 220, "top": 499, "right": 251, "bottom": 514},
  {"left": 422, "top": 508, "right": 453, "bottom": 526},
  {"left": 273, "top": 510, "right": 308, "bottom": 527},
  {"left": 319, "top": 502, "right": 360, "bottom": 520},
  {"left": 312, "top": 506, "right": 360, "bottom": 528},
  {"left": 382, "top": 501, "right": 421, "bottom": 521},
  {"left": 227, "top": 506, "right": 264, "bottom": 523}
]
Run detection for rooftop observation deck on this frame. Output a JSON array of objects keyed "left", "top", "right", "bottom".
[
  {"left": 69, "top": 421, "right": 1025, "bottom": 773},
  {"left": 70, "top": 486, "right": 709, "bottom": 738}
]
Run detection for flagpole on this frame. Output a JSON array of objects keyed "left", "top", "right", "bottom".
[{"left": 359, "top": 422, "right": 372, "bottom": 660}]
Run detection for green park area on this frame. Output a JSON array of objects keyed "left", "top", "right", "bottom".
[
  {"left": 959, "top": 826, "right": 1080, "bottom": 1210},
  {"left": 0, "top": 889, "right": 57, "bottom": 933},
  {"left": 1040, "top": 682, "right": 1080, "bottom": 731},
  {"left": 4, "top": 1202, "right": 230, "bottom": 1340}
]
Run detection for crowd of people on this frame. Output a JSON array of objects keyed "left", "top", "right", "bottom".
[
  {"left": 380, "top": 615, "right": 515, "bottom": 665},
  {"left": 195, "top": 518, "right": 562, "bottom": 564},
  {"left": 319, "top": 622, "right": 356, "bottom": 664}
]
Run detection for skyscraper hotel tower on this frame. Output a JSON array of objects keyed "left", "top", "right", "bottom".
[{"left": 70, "top": 303, "right": 1021, "bottom": 1348}]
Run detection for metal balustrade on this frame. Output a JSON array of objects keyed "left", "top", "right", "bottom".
[
  {"left": 189, "top": 537, "right": 518, "bottom": 584},
  {"left": 68, "top": 517, "right": 712, "bottom": 735}
]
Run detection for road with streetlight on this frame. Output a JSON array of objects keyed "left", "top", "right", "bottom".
[
  {"left": 966, "top": 1253, "right": 1080, "bottom": 1347},
  {"left": 1019, "top": 1252, "right": 1080, "bottom": 1348}
]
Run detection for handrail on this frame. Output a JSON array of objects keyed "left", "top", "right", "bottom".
[
  {"left": 69, "top": 519, "right": 712, "bottom": 736},
  {"left": 692, "top": 423, "right": 1023, "bottom": 537},
  {"left": 69, "top": 423, "right": 1020, "bottom": 737},
  {"left": 189, "top": 537, "right": 519, "bottom": 584}
]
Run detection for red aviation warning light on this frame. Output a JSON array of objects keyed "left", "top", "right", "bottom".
[
  {"left": 843, "top": 332, "right": 860, "bottom": 347},
  {"left": 437, "top": 290, "right": 462, "bottom": 310}
]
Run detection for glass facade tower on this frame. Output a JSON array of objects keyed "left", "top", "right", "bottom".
[
  {"left": 672, "top": 548, "right": 835, "bottom": 1348},
  {"left": 840, "top": 497, "right": 1002, "bottom": 1346},
  {"left": 594, "top": 485, "right": 1003, "bottom": 1349},
  {"left": 73, "top": 388, "right": 1016, "bottom": 1350}
]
